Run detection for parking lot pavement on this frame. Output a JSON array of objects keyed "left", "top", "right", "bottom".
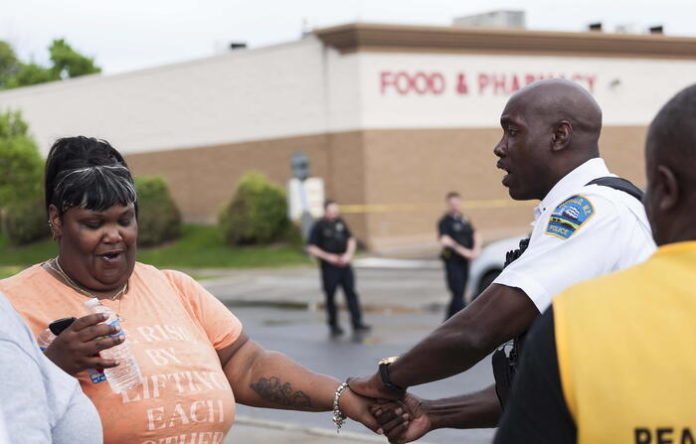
[
  {"left": 201, "top": 263, "right": 450, "bottom": 313},
  {"left": 199, "top": 261, "right": 495, "bottom": 443},
  {"left": 218, "top": 305, "right": 496, "bottom": 444},
  {"left": 227, "top": 415, "right": 422, "bottom": 443}
]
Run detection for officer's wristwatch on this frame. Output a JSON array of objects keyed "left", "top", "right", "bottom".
[{"left": 378, "top": 356, "right": 405, "bottom": 392}]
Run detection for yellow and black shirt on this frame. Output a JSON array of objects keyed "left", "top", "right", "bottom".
[{"left": 495, "top": 241, "right": 696, "bottom": 444}]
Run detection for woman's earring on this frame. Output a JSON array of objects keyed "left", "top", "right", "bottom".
[{"left": 48, "top": 220, "right": 57, "bottom": 241}]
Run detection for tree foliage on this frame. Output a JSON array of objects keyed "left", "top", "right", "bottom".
[
  {"left": 48, "top": 39, "right": 101, "bottom": 79},
  {"left": 0, "top": 111, "right": 48, "bottom": 245},
  {"left": 0, "top": 42, "right": 19, "bottom": 88},
  {"left": 0, "top": 111, "right": 43, "bottom": 206},
  {"left": 0, "top": 39, "right": 101, "bottom": 90}
]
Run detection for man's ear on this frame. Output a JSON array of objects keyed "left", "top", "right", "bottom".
[
  {"left": 551, "top": 121, "right": 572, "bottom": 152},
  {"left": 656, "top": 165, "right": 680, "bottom": 212},
  {"left": 48, "top": 204, "right": 63, "bottom": 239}
]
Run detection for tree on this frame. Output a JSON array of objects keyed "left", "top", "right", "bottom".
[
  {"left": 48, "top": 39, "right": 101, "bottom": 79},
  {"left": 0, "top": 111, "right": 43, "bottom": 207},
  {"left": 8, "top": 62, "right": 57, "bottom": 88},
  {"left": 0, "top": 111, "right": 48, "bottom": 245},
  {"left": 0, "top": 39, "right": 101, "bottom": 90},
  {"left": 0, "top": 41, "right": 19, "bottom": 89}
]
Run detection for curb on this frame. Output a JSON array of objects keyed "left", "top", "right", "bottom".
[{"left": 220, "top": 298, "right": 446, "bottom": 314}]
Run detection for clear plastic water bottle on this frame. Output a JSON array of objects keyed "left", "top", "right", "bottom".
[
  {"left": 37, "top": 328, "right": 56, "bottom": 351},
  {"left": 84, "top": 298, "right": 142, "bottom": 393}
]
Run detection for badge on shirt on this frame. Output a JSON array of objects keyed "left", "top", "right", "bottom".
[{"left": 546, "top": 195, "right": 594, "bottom": 240}]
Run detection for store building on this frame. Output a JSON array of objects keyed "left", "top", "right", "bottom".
[{"left": 2, "top": 20, "right": 696, "bottom": 251}]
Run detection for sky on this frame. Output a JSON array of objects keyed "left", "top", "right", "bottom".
[{"left": 1, "top": 0, "right": 694, "bottom": 74}]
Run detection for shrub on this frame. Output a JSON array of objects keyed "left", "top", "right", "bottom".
[
  {"left": 0, "top": 111, "right": 47, "bottom": 244},
  {"left": 2, "top": 194, "right": 49, "bottom": 246},
  {"left": 0, "top": 111, "right": 43, "bottom": 208},
  {"left": 135, "top": 176, "right": 182, "bottom": 247},
  {"left": 218, "top": 172, "right": 290, "bottom": 246}
]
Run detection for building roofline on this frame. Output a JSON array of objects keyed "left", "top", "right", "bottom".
[
  {"left": 314, "top": 22, "right": 696, "bottom": 59},
  {"left": 0, "top": 36, "right": 318, "bottom": 99}
]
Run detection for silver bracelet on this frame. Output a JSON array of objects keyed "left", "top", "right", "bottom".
[{"left": 332, "top": 382, "right": 349, "bottom": 433}]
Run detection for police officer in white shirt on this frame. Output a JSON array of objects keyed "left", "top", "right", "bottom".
[
  {"left": 494, "top": 156, "right": 652, "bottom": 319},
  {"left": 348, "top": 79, "right": 656, "bottom": 443}
]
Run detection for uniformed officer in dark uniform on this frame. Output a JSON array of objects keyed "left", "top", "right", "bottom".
[
  {"left": 438, "top": 192, "right": 482, "bottom": 319},
  {"left": 307, "top": 200, "right": 371, "bottom": 336}
]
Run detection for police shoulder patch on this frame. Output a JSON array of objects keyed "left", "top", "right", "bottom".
[{"left": 545, "top": 195, "right": 594, "bottom": 240}]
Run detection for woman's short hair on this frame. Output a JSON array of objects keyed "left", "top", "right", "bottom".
[{"left": 45, "top": 137, "right": 137, "bottom": 216}]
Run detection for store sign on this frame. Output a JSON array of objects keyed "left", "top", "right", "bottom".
[{"left": 379, "top": 71, "right": 597, "bottom": 96}]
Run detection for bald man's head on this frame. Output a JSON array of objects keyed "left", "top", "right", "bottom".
[
  {"left": 512, "top": 79, "right": 603, "bottom": 142},
  {"left": 643, "top": 84, "right": 696, "bottom": 245},
  {"left": 494, "top": 79, "right": 603, "bottom": 200}
]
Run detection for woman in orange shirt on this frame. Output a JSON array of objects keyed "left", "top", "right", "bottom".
[{"left": 0, "top": 136, "right": 382, "bottom": 443}]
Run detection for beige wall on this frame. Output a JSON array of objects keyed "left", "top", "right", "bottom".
[
  {"left": 126, "top": 124, "right": 647, "bottom": 252},
  {"left": 361, "top": 128, "right": 532, "bottom": 250},
  {"left": 124, "top": 131, "right": 369, "bottom": 241},
  {"left": 361, "top": 125, "right": 648, "bottom": 250}
]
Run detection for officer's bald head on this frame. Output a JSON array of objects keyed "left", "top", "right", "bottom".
[
  {"left": 495, "top": 79, "right": 603, "bottom": 200},
  {"left": 643, "top": 84, "right": 696, "bottom": 245},
  {"left": 511, "top": 79, "right": 602, "bottom": 147}
]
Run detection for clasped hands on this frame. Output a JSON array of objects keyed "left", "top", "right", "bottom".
[
  {"left": 324, "top": 252, "right": 353, "bottom": 267},
  {"left": 342, "top": 374, "right": 432, "bottom": 444}
]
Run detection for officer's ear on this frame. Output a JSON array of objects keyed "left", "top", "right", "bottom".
[{"left": 551, "top": 121, "right": 572, "bottom": 152}]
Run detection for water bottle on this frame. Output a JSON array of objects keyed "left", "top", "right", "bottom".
[
  {"left": 37, "top": 328, "right": 56, "bottom": 351},
  {"left": 84, "top": 298, "right": 142, "bottom": 393}
]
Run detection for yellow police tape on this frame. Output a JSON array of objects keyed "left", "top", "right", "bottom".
[{"left": 340, "top": 199, "right": 535, "bottom": 214}]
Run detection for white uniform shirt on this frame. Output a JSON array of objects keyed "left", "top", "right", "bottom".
[{"left": 493, "top": 158, "right": 656, "bottom": 312}]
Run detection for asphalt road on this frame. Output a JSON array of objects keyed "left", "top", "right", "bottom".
[{"left": 223, "top": 303, "right": 496, "bottom": 444}]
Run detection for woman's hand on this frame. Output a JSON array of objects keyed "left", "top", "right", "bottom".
[
  {"left": 44, "top": 313, "right": 124, "bottom": 376},
  {"left": 372, "top": 393, "right": 432, "bottom": 444},
  {"left": 338, "top": 388, "right": 382, "bottom": 434}
]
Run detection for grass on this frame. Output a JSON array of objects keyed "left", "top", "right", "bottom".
[
  {"left": 0, "top": 266, "right": 23, "bottom": 280},
  {"left": 0, "top": 225, "right": 311, "bottom": 277},
  {"left": 137, "top": 225, "right": 311, "bottom": 269}
]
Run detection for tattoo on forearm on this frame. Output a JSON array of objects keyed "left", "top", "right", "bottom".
[{"left": 250, "top": 376, "right": 312, "bottom": 408}]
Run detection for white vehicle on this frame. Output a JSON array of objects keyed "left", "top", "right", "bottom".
[{"left": 466, "top": 234, "right": 529, "bottom": 301}]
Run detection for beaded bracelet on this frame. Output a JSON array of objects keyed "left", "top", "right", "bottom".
[{"left": 332, "top": 382, "right": 349, "bottom": 433}]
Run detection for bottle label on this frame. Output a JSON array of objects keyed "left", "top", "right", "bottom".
[
  {"left": 88, "top": 368, "right": 107, "bottom": 384},
  {"left": 107, "top": 319, "right": 125, "bottom": 338},
  {"left": 96, "top": 319, "right": 125, "bottom": 340}
]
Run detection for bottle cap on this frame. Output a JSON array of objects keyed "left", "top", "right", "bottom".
[{"left": 84, "top": 298, "right": 100, "bottom": 307}]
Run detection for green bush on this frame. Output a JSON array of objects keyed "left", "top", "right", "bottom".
[
  {"left": 0, "top": 111, "right": 46, "bottom": 245},
  {"left": 135, "top": 176, "right": 182, "bottom": 247},
  {"left": 1, "top": 195, "right": 49, "bottom": 246},
  {"left": 0, "top": 111, "right": 43, "bottom": 207},
  {"left": 218, "top": 172, "right": 290, "bottom": 246}
]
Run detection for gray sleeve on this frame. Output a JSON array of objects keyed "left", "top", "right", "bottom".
[
  {"left": 0, "top": 340, "right": 52, "bottom": 443},
  {"left": 52, "top": 389, "right": 103, "bottom": 444}
]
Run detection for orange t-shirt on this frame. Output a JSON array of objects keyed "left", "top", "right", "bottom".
[{"left": 0, "top": 262, "right": 243, "bottom": 444}]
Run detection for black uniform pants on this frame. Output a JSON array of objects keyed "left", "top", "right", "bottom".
[
  {"left": 444, "top": 258, "right": 470, "bottom": 319},
  {"left": 321, "top": 263, "right": 364, "bottom": 328}
]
